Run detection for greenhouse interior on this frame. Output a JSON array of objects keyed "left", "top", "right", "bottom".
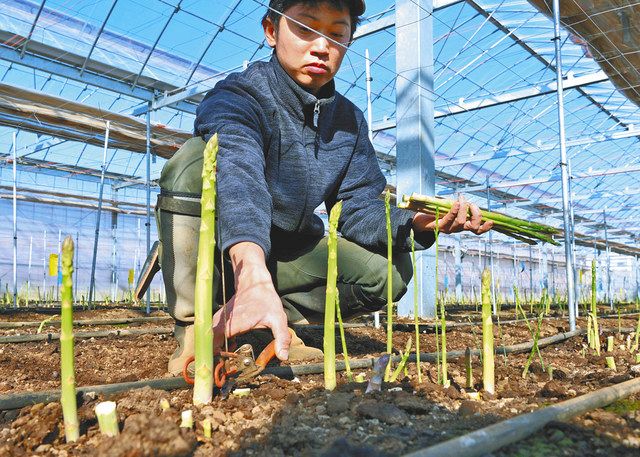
[{"left": 1, "top": 0, "right": 640, "bottom": 455}]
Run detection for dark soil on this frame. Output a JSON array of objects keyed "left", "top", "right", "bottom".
[{"left": 0, "top": 306, "right": 639, "bottom": 456}]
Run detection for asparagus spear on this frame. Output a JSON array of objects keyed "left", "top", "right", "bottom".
[
  {"left": 193, "top": 133, "right": 218, "bottom": 405},
  {"left": 60, "top": 236, "right": 79, "bottom": 442},
  {"left": 481, "top": 268, "right": 495, "bottom": 395},
  {"left": 399, "top": 193, "right": 559, "bottom": 245},
  {"left": 324, "top": 201, "right": 342, "bottom": 391}
]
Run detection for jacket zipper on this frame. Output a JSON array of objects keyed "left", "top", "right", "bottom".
[
  {"left": 313, "top": 100, "right": 320, "bottom": 128},
  {"left": 297, "top": 101, "right": 320, "bottom": 231}
]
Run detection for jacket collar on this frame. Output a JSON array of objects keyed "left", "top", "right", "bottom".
[{"left": 270, "top": 52, "right": 336, "bottom": 120}]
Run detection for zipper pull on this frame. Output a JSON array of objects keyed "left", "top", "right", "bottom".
[{"left": 313, "top": 101, "right": 320, "bottom": 127}]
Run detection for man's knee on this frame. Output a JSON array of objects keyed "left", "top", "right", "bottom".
[{"left": 345, "top": 252, "right": 413, "bottom": 313}]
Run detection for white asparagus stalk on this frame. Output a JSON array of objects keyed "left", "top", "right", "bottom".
[
  {"left": 180, "top": 410, "right": 193, "bottom": 429},
  {"left": 95, "top": 401, "right": 119, "bottom": 437}
]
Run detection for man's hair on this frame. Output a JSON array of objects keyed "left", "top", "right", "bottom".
[{"left": 262, "top": 0, "right": 362, "bottom": 39}]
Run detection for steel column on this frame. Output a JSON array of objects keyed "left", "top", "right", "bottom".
[
  {"left": 89, "top": 121, "right": 111, "bottom": 307},
  {"left": 365, "top": 49, "right": 373, "bottom": 142},
  {"left": 635, "top": 255, "right": 639, "bottom": 304},
  {"left": 529, "top": 245, "right": 534, "bottom": 302},
  {"left": 12, "top": 132, "right": 17, "bottom": 308},
  {"left": 42, "top": 230, "right": 46, "bottom": 304},
  {"left": 145, "top": 105, "right": 152, "bottom": 315},
  {"left": 111, "top": 186, "right": 118, "bottom": 302},
  {"left": 552, "top": 0, "right": 576, "bottom": 331},
  {"left": 567, "top": 159, "right": 579, "bottom": 317},
  {"left": 551, "top": 247, "right": 556, "bottom": 299},
  {"left": 603, "top": 210, "right": 613, "bottom": 309},
  {"left": 454, "top": 234, "right": 462, "bottom": 302},
  {"left": 395, "top": 0, "right": 435, "bottom": 318},
  {"left": 27, "top": 236, "right": 32, "bottom": 305},
  {"left": 512, "top": 241, "right": 517, "bottom": 301}
]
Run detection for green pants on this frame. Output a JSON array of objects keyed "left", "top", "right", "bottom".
[{"left": 157, "top": 209, "right": 413, "bottom": 325}]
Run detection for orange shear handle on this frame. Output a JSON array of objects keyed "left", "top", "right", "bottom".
[
  {"left": 256, "top": 340, "right": 277, "bottom": 368},
  {"left": 182, "top": 355, "right": 231, "bottom": 387}
]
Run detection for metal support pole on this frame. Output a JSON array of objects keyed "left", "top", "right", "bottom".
[
  {"left": 486, "top": 182, "right": 496, "bottom": 315},
  {"left": 12, "top": 132, "right": 17, "bottom": 308},
  {"left": 512, "top": 241, "right": 517, "bottom": 301},
  {"left": 567, "top": 158, "right": 579, "bottom": 316},
  {"left": 552, "top": 0, "right": 576, "bottom": 331},
  {"left": 635, "top": 255, "right": 639, "bottom": 304},
  {"left": 111, "top": 186, "right": 118, "bottom": 302},
  {"left": 365, "top": 47, "right": 380, "bottom": 327},
  {"left": 551, "top": 247, "right": 556, "bottom": 299},
  {"left": 395, "top": 0, "right": 435, "bottom": 318},
  {"left": 603, "top": 210, "right": 613, "bottom": 309},
  {"left": 27, "top": 236, "right": 32, "bottom": 306},
  {"left": 365, "top": 49, "right": 373, "bottom": 143},
  {"left": 89, "top": 120, "right": 111, "bottom": 307},
  {"left": 135, "top": 218, "right": 141, "bottom": 281},
  {"left": 42, "top": 230, "right": 46, "bottom": 304},
  {"left": 529, "top": 245, "right": 534, "bottom": 302},
  {"left": 454, "top": 234, "right": 462, "bottom": 302},
  {"left": 145, "top": 104, "right": 152, "bottom": 314}
]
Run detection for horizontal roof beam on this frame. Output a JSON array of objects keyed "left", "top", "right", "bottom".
[
  {"left": 0, "top": 81, "right": 191, "bottom": 157},
  {"left": 372, "top": 70, "right": 608, "bottom": 132},
  {"left": 498, "top": 186, "right": 640, "bottom": 210},
  {"left": 0, "top": 184, "right": 148, "bottom": 209},
  {"left": 440, "top": 125, "right": 640, "bottom": 167},
  {"left": 0, "top": 153, "right": 158, "bottom": 186},
  {"left": 0, "top": 32, "right": 198, "bottom": 115},
  {"left": 440, "top": 164, "right": 640, "bottom": 195},
  {"left": 352, "top": 15, "right": 395, "bottom": 40},
  {"left": 0, "top": 192, "right": 148, "bottom": 215}
]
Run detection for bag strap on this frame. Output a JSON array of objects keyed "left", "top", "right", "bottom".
[{"left": 156, "top": 194, "right": 201, "bottom": 217}]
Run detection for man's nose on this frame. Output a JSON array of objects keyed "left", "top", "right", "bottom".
[{"left": 310, "top": 34, "right": 330, "bottom": 54}]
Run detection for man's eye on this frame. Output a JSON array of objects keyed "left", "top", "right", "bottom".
[{"left": 298, "top": 25, "right": 312, "bottom": 34}]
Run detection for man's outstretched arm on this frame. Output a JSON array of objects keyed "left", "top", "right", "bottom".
[{"left": 211, "top": 241, "right": 291, "bottom": 361}]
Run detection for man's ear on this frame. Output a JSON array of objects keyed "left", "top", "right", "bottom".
[{"left": 262, "top": 16, "right": 277, "bottom": 48}]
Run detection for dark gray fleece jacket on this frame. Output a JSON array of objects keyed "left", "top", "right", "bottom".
[{"left": 194, "top": 54, "right": 434, "bottom": 258}]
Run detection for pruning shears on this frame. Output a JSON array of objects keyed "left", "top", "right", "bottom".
[{"left": 182, "top": 340, "right": 277, "bottom": 397}]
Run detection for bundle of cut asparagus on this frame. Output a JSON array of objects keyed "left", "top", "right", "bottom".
[{"left": 399, "top": 193, "right": 559, "bottom": 245}]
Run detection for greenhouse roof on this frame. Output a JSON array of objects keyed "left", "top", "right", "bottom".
[{"left": 1, "top": 0, "right": 639, "bottom": 250}]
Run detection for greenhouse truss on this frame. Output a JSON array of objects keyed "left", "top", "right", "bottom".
[{"left": 0, "top": 0, "right": 639, "bottom": 317}]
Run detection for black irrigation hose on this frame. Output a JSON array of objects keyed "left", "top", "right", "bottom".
[
  {"left": 0, "top": 316, "right": 173, "bottom": 329},
  {"left": 0, "top": 327, "right": 172, "bottom": 344},
  {"left": 298, "top": 310, "right": 640, "bottom": 333},
  {"left": 403, "top": 377, "right": 640, "bottom": 457},
  {"left": 0, "top": 328, "right": 593, "bottom": 410},
  {"left": 0, "top": 305, "right": 166, "bottom": 315}
]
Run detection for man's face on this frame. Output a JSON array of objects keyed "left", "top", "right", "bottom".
[{"left": 264, "top": 2, "right": 351, "bottom": 94}]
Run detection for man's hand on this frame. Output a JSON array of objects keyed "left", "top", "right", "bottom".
[
  {"left": 212, "top": 242, "right": 291, "bottom": 360},
  {"left": 413, "top": 195, "right": 493, "bottom": 235}
]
